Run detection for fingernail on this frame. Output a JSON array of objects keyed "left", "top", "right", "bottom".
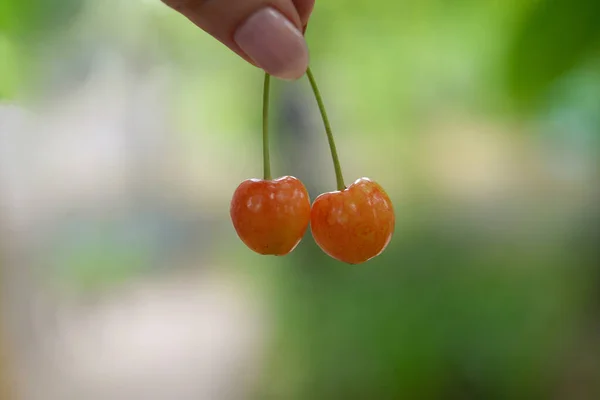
[{"left": 235, "top": 7, "right": 309, "bottom": 80}]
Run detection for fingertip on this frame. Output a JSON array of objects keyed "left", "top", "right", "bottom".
[
  {"left": 293, "top": 0, "right": 315, "bottom": 27},
  {"left": 234, "top": 7, "right": 309, "bottom": 81}
]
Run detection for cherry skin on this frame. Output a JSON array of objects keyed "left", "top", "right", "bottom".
[
  {"left": 310, "top": 178, "right": 395, "bottom": 264},
  {"left": 230, "top": 176, "right": 311, "bottom": 256}
]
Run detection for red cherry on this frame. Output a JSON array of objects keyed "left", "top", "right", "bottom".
[
  {"left": 310, "top": 178, "right": 395, "bottom": 264},
  {"left": 230, "top": 176, "right": 311, "bottom": 256}
]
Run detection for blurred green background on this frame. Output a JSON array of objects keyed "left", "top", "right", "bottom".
[{"left": 1, "top": 0, "right": 599, "bottom": 399}]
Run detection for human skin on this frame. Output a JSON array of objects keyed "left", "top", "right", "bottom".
[{"left": 161, "top": 0, "right": 315, "bottom": 80}]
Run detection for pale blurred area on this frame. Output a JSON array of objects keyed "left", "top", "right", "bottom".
[{"left": 1, "top": 0, "right": 599, "bottom": 399}]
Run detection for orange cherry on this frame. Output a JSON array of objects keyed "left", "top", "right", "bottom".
[
  {"left": 310, "top": 178, "right": 395, "bottom": 264},
  {"left": 230, "top": 176, "right": 311, "bottom": 256}
]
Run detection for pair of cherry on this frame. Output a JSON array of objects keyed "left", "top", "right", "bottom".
[{"left": 230, "top": 68, "right": 395, "bottom": 265}]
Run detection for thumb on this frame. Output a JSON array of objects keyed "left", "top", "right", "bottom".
[{"left": 162, "top": 0, "right": 312, "bottom": 80}]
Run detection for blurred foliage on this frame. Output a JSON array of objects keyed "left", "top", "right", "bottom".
[
  {"left": 0, "top": 36, "right": 20, "bottom": 99},
  {"left": 506, "top": 0, "right": 600, "bottom": 108},
  {"left": 0, "top": 0, "right": 82, "bottom": 40},
  {"left": 0, "top": 0, "right": 82, "bottom": 99},
  {"left": 252, "top": 4, "right": 600, "bottom": 396},
  {"left": 1, "top": 0, "right": 599, "bottom": 399},
  {"left": 255, "top": 214, "right": 599, "bottom": 399},
  {"left": 2, "top": 0, "right": 599, "bottom": 112}
]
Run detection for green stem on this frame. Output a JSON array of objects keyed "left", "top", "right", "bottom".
[
  {"left": 263, "top": 73, "right": 272, "bottom": 180},
  {"left": 306, "top": 67, "right": 346, "bottom": 191}
]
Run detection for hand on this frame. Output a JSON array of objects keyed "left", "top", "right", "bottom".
[{"left": 162, "top": 0, "right": 314, "bottom": 80}]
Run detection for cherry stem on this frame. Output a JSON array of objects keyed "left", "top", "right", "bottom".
[
  {"left": 306, "top": 67, "right": 346, "bottom": 191},
  {"left": 263, "top": 72, "right": 272, "bottom": 180}
]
